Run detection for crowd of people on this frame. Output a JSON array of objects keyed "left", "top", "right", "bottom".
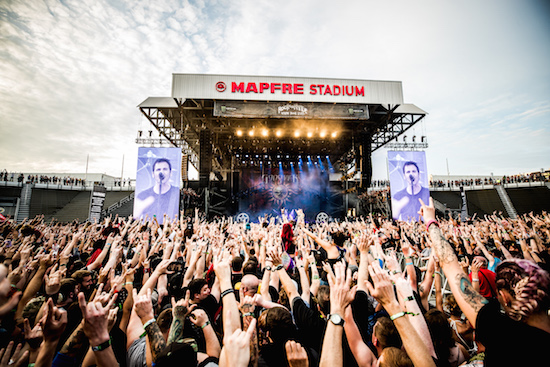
[
  {"left": 0, "top": 203, "right": 548, "bottom": 367},
  {"left": 0, "top": 171, "right": 86, "bottom": 187},
  {"left": 429, "top": 172, "right": 549, "bottom": 188}
]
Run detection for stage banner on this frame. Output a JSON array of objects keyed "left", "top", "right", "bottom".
[
  {"left": 214, "top": 101, "right": 369, "bottom": 120},
  {"left": 134, "top": 147, "right": 181, "bottom": 223},
  {"left": 388, "top": 151, "right": 430, "bottom": 222},
  {"left": 88, "top": 185, "right": 106, "bottom": 223}
]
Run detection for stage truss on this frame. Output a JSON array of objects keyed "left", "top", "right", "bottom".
[{"left": 137, "top": 99, "right": 427, "bottom": 184}]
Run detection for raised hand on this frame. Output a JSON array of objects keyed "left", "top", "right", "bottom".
[
  {"left": 23, "top": 318, "right": 43, "bottom": 349},
  {"left": 285, "top": 340, "right": 309, "bottom": 367},
  {"left": 0, "top": 341, "right": 28, "bottom": 367},
  {"left": 326, "top": 261, "right": 356, "bottom": 315},
  {"left": 365, "top": 261, "right": 398, "bottom": 309},
  {"left": 78, "top": 291, "right": 117, "bottom": 347},
  {"left": 132, "top": 288, "right": 154, "bottom": 323},
  {"left": 45, "top": 263, "right": 66, "bottom": 295},
  {"left": 40, "top": 298, "right": 67, "bottom": 342},
  {"left": 189, "top": 308, "right": 209, "bottom": 329},
  {"left": 220, "top": 319, "right": 257, "bottom": 367},
  {"left": 171, "top": 290, "right": 197, "bottom": 319}
]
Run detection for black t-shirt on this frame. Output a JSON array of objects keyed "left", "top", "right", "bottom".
[
  {"left": 196, "top": 294, "right": 220, "bottom": 326},
  {"left": 292, "top": 297, "right": 359, "bottom": 367},
  {"left": 258, "top": 341, "right": 319, "bottom": 367},
  {"left": 476, "top": 299, "right": 550, "bottom": 366},
  {"left": 292, "top": 297, "right": 326, "bottom": 352},
  {"left": 350, "top": 290, "right": 375, "bottom": 343}
]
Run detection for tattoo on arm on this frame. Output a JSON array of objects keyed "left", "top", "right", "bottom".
[
  {"left": 457, "top": 274, "right": 488, "bottom": 312},
  {"left": 429, "top": 226, "right": 458, "bottom": 264},
  {"left": 168, "top": 318, "right": 184, "bottom": 344},
  {"left": 145, "top": 322, "right": 167, "bottom": 362},
  {"left": 60, "top": 324, "right": 87, "bottom": 357}
]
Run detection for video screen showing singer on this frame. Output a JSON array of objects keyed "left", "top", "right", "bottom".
[{"left": 134, "top": 158, "right": 179, "bottom": 222}]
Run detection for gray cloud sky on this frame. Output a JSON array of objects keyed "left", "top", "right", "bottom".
[{"left": 1, "top": 0, "right": 549, "bottom": 179}]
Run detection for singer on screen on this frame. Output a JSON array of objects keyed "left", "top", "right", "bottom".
[
  {"left": 391, "top": 160, "right": 430, "bottom": 222},
  {"left": 134, "top": 158, "right": 180, "bottom": 222}
]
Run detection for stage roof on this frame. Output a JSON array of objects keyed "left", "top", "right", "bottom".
[{"left": 137, "top": 74, "right": 427, "bottom": 173}]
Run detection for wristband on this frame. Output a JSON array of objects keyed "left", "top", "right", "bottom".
[
  {"left": 273, "top": 264, "right": 284, "bottom": 271},
  {"left": 405, "top": 296, "right": 415, "bottom": 302},
  {"left": 242, "top": 312, "right": 254, "bottom": 317},
  {"left": 405, "top": 262, "right": 413, "bottom": 266},
  {"left": 201, "top": 321, "right": 211, "bottom": 329},
  {"left": 433, "top": 271, "right": 443, "bottom": 278},
  {"left": 124, "top": 282, "right": 133, "bottom": 286},
  {"left": 221, "top": 289, "right": 234, "bottom": 298},
  {"left": 390, "top": 311, "right": 418, "bottom": 321},
  {"left": 143, "top": 318, "right": 156, "bottom": 329},
  {"left": 264, "top": 266, "right": 272, "bottom": 271},
  {"left": 472, "top": 278, "right": 480, "bottom": 282},
  {"left": 426, "top": 220, "right": 439, "bottom": 231},
  {"left": 91, "top": 338, "right": 112, "bottom": 352}
]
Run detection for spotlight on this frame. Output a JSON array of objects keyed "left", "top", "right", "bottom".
[
  {"left": 320, "top": 131, "right": 327, "bottom": 138},
  {"left": 262, "top": 129, "right": 268, "bottom": 137},
  {"left": 294, "top": 130, "right": 300, "bottom": 138},
  {"left": 276, "top": 130, "right": 282, "bottom": 137},
  {"left": 307, "top": 132, "right": 313, "bottom": 138},
  {"left": 248, "top": 130, "right": 255, "bottom": 137},
  {"left": 331, "top": 132, "right": 337, "bottom": 138},
  {"left": 236, "top": 130, "right": 243, "bottom": 136}
]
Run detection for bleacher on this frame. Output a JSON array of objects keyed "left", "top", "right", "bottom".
[
  {"left": 507, "top": 187, "right": 550, "bottom": 215},
  {"left": 465, "top": 189, "right": 507, "bottom": 217}
]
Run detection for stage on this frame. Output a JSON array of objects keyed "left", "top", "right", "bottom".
[{"left": 137, "top": 74, "right": 426, "bottom": 219}]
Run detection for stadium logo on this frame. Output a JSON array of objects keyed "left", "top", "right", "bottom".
[{"left": 215, "top": 81, "right": 226, "bottom": 92}]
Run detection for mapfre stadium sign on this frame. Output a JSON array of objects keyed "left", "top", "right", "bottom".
[{"left": 171, "top": 74, "right": 404, "bottom": 105}]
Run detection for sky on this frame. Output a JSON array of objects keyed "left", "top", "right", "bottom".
[{"left": 1, "top": 0, "right": 549, "bottom": 181}]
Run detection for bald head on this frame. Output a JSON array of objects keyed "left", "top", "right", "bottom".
[{"left": 241, "top": 274, "right": 260, "bottom": 296}]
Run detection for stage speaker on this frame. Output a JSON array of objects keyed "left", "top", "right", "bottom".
[
  {"left": 231, "top": 171, "right": 240, "bottom": 197},
  {"left": 181, "top": 155, "right": 188, "bottom": 181},
  {"left": 359, "top": 132, "right": 372, "bottom": 190},
  {"left": 199, "top": 130, "right": 211, "bottom": 188}
]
